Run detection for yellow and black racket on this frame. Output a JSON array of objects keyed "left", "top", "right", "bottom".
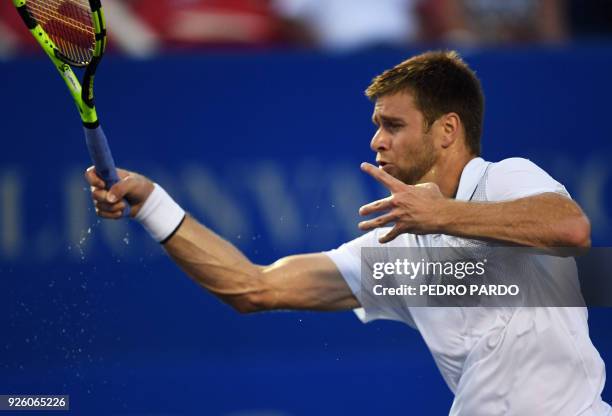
[{"left": 13, "top": 0, "right": 129, "bottom": 215}]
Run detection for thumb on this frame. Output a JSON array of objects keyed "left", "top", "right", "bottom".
[{"left": 107, "top": 175, "right": 138, "bottom": 203}]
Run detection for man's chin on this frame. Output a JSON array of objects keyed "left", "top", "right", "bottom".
[
  {"left": 380, "top": 165, "right": 410, "bottom": 185},
  {"left": 380, "top": 164, "right": 396, "bottom": 175},
  {"left": 379, "top": 164, "right": 424, "bottom": 185}
]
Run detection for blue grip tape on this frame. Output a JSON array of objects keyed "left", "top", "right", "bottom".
[{"left": 83, "top": 125, "right": 131, "bottom": 217}]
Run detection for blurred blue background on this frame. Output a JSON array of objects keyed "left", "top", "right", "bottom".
[{"left": 0, "top": 45, "right": 611, "bottom": 415}]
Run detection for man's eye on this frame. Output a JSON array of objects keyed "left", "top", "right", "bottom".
[{"left": 385, "top": 123, "right": 400, "bottom": 131}]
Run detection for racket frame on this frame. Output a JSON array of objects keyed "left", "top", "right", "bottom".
[
  {"left": 12, "top": 0, "right": 106, "bottom": 126},
  {"left": 13, "top": 0, "right": 130, "bottom": 216}
]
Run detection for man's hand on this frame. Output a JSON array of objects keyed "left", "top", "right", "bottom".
[
  {"left": 358, "top": 162, "right": 591, "bottom": 249},
  {"left": 84, "top": 166, "right": 155, "bottom": 219},
  {"left": 358, "top": 162, "right": 447, "bottom": 243}
]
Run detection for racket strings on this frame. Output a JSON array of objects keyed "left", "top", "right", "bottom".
[{"left": 27, "top": 0, "right": 95, "bottom": 65}]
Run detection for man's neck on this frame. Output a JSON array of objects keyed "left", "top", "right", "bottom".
[{"left": 423, "top": 152, "right": 475, "bottom": 199}]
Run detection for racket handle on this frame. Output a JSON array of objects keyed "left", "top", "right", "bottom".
[{"left": 83, "top": 125, "right": 131, "bottom": 217}]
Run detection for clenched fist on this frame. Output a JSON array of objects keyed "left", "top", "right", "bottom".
[{"left": 84, "top": 166, "right": 155, "bottom": 219}]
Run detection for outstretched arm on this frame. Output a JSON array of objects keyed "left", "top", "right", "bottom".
[
  {"left": 85, "top": 167, "right": 359, "bottom": 313},
  {"left": 164, "top": 215, "right": 359, "bottom": 312}
]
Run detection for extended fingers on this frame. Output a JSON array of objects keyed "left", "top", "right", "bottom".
[
  {"left": 358, "top": 212, "right": 396, "bottom": 231},
  {"left": 359, "top": 196, "right": 393, "bottom": 216},
  {"left": 360, "top": 162, "right": 405, "bottom": 192}
]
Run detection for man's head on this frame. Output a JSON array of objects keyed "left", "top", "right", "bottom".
[{"left": 366, "top": 51, "right": 484, "bottom": 187}]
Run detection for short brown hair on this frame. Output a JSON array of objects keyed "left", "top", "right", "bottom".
[{"left": 366, "top": 50, "right": 484, "bottom": 156}]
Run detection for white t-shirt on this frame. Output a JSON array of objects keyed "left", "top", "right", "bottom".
[{"left": 325, "top": 157, "right": 611, "bottom": 416}]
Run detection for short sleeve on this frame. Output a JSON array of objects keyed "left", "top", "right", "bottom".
[
  {"left": 486, "top": 158, "right": 571, "bottom": 202},
  {"left": 324, "top": 229, "right": 416, "bottom": 327}
]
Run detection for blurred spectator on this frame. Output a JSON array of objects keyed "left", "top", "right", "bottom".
[
  {"left": 0, "top": 1, "right": 36, "bottom": 56},
  {"left": 419, "top": 0, "right": 568, "bottom": 45},
  {"left": 273, "top": 0, "right": 420, "bottom": 50},
  {"left": 103, "top": 0, "right": 160, "bottom": 57},
  {"left": 0, "top": 20, "right": 19, "bottom": 59},
  {"left": 2, "top": 0, "right": 612, "bottom": 57},
  {"left": 126, "top": 0, "right": 286, "bottom": 49}
]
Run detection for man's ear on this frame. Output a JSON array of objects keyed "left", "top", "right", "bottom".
[{"left": 439, "top": 113, "right": 461, "bottom": 148}]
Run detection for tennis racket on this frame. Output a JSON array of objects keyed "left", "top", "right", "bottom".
[{"left": 12, "top": 0, "right": 129, "bottom": 216}]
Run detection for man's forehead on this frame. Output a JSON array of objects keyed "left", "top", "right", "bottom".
[{"left": 373, "top": 91, "right": 418, "bottom": 118}]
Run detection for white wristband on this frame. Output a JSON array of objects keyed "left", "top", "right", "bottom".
[{"left": 135, "top": 183, "right": 186, "bottom": 243}]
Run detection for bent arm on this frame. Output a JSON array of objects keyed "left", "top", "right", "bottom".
[
  {"left": 437, "top": 192, "right": 591, "bottom": 248},
  {"left": 164, "top": 216, "right": 360, "bottom": 313}
]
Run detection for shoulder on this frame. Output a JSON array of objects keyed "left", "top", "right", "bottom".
[
  {"left": 330, "top": 228, "right": 392, "bottom": 254},
  {"left": 326, "top": 228, "right": 421, "bottom": 262},
  {"left": 489, "top": 157, "right": 546, "bottom": 175},
  {"left": 485, "top": 157, "right": 570, "bottom": 201}
]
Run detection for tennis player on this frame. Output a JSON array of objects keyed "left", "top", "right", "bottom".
[{"left": 85, "top": 51, "right": 610, "bottom": 415}]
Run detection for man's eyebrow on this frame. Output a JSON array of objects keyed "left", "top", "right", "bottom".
[{"left": 372, "top": 114, "right": 405, "bottom": 125}]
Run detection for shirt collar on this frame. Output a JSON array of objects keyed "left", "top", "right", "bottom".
[{"left": 455, "top": 157, "right": 490, "bottom": 201}]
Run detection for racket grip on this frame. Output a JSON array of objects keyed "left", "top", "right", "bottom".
[{"left": 83, "top": 125, "right": 131, "bottom": 217}]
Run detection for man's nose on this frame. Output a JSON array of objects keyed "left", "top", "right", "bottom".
[{"left": 370, "top": 129, "right": 390, "bottom": 152}]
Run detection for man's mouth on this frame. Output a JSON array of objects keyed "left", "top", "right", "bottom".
[{"left": 377, "top": 161, "right": 395, "bottom": 174}]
